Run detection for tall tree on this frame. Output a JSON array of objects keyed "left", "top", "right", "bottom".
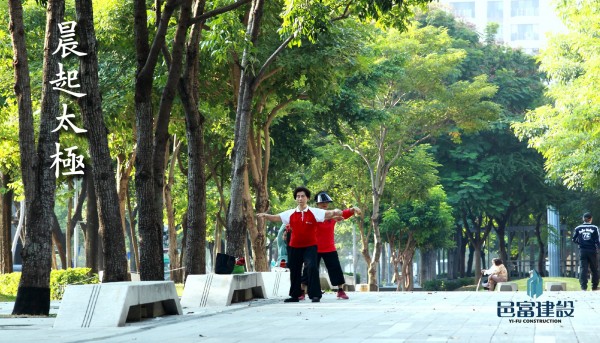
[
  {"left": 328, "top": 24, "right": 498, "bottom": 289},
  {"left": 9, "top": 0, "right": 62, "bottom": 315},
  {"left": 513, "top": 0, "right": 600, "bottom": 190},
  {"left": 226, "top": 0, "right": 266, "bottom": 258},
  {"left": 422, "top": 9, "right": 547, "bottom": 279},
  {"left": 75, "top": 0, "right": 128, "bottom": 281},
  {"left": 133, "top": 0, "right": 189, "bottom": 280},
  {"left": 381, "top": 185, "right": 454, "bottom": 290},
  {"left": 226, "top": 0, "right": 436, "bottom": 260},
  {"left": 180, "top": 0, "right": 257, "bottom": 277}
]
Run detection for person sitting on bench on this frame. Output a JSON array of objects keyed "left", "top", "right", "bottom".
[{"left": 481, "top": 258, "right": 508, "bottom": 291}]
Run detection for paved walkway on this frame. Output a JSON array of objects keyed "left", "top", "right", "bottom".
[{"left": 1, "top": 290, "right": 599, "bottom": 342}]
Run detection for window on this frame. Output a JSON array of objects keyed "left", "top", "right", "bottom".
[
  {"left": 451, "top": 2, "right": 476, "bottom": 18},
  {"left": 488, "top": 1, "right": 503, "bottom": 21},
  {"left": 511, "top": 0, "right": 539, "bottom": 17},
  {"left": 495, "top": 25, "right": 505, "bottom": 43},
  {"left": 511, "top": 24, "right": 540, "bottom": 40}
]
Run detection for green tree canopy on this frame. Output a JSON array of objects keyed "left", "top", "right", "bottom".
[{"left": 513, "top": 0, "right": 600, "bottom": 189}]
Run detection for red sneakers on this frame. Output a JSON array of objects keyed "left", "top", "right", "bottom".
[
  {"left": 337, "top": 289, "right": 349, "bottom": 300},
  {"left": 298, "top": 290, "right": 306, "bottom": 301}
]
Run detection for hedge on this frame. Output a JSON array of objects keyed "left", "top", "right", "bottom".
[
  {"left": 0, "top": 268, "right": 99, "bottom": 300},
  {"left": 422, "top": 277, "right": 475, "bottom": 291}
]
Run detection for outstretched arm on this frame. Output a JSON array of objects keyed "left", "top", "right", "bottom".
[
  {"left": 257, "top": 213, "right": 282, "bottom": 222},
  {"left": 324, "top": 209, "right": 343, "bottom": 220}
]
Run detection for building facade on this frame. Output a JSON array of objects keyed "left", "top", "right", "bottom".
[{"left": 436, "top": 0, "right": 566, "bottom": 54}]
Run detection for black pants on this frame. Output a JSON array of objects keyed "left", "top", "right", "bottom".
[
  {"left": 288, "top": 245, "right": 321, "bottom": 299},
  {"left": 579, "top": 249, "right": 599, "bottom": 290},
  {"left": 301, "top": 251, "right": 345, "bottom": 287}
]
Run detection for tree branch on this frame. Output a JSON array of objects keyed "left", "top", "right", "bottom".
[
  {"left": 252, "top": 34, "right": 294, "bottom": 92},
  {"left": 331, "top": 1, "right": 352, "bottom": 21},
  {"left": 188, "top": 0, "right": 252, "bottom": 25},
  {"left": 254, "top": 66, "right": 283, "bottom": 91}
]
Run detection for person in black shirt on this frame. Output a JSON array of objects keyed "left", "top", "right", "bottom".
[{"left": 572, "top": 212, "right": 600, "bottom": 291}]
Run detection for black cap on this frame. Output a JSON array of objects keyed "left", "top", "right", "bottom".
[
  {"left": 314, "top": 191, "right": 333, "bottom": 203},
  {"left": 584, "top": 212, "right": 593, "bottom": 220}
]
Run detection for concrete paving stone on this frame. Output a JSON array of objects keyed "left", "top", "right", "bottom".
[{"left": 1, "top": 291, "right": 600, "bottom": 342}]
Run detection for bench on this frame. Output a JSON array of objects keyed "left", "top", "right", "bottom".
[
  {"left": 356, "top": 284, "right": 370, "bottom": 292},
  {"left": 545, "top": 282, "right": 567, "bottom": 291},
  {"left": 54, "top": 281, "right": 182, "bottom": 328},
  {"left": 343, "top": 274, "right": 356, "bottom": 292},
  {"left": 319, "top": 272, "right": 334, "bottom": 290},
  {"left": 260, "top": 271, "right": 291, "bottom": 297},
  {"left": 495, "top": 282, "right": 518, "bottom": 292},
  {"left": 180, "top": 272, "right": 266, "bottom": 307},
  {"left": 319, "top": 272, "right": 356, "bottom": 291}
]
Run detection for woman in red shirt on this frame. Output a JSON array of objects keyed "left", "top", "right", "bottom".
[{"left": 258, "top": 187, "right": 343, "bottom": 303}]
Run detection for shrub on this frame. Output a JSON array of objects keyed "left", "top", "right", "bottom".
[
  {"left": 423, "top": 277, "right": 475, "bottom": 291},
  {"left": 0, "top": 272, "right": 21, "bottom": 297},
  {"left": 51, "top": 268, "right": 99, "bottom": 300},
  {"left": 0, "top": 268, "right": 99, "bottom": 300}
]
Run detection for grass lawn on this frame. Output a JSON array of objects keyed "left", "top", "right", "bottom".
[
  {"left": 459, "top": 276, "right": 581, "bottom": 292},
  {"left": 176, "top": 283, "right": 184, "bottom": 296},
  {"left": 512, "top": 276, "right": 581, "bottom": 292},
  {"left": 0, "top": 293, "right": 16, "bottom": 302}
]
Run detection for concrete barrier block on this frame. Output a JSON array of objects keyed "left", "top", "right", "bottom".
[
  {"left": 356, "top": 284, "right": 369, "bottom": 292},
  {"left": 495, "top": 282, "right": 518, "bottom": 292},
  {"left": 260, "top": 272, "right": 291, "bottom": 297},
  {"left": 54, "top": 281, "right": 182, "bottom": 328},
  {"left": 343, "top": 275, "right": 356, "bottom": 292},
  {"left": 181, "top": 273, "right": 266, "bottom": 308},
  {"left": 545, "top": 282, "right": 566, "bottom": 291},
  {"left": 319, "top": 272, "right": 334, "bottom": 290}
]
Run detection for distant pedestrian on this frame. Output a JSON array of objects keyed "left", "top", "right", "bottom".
[
  {"left": 257, "top": 186, "right": 343, "bottom": 303},
  {"left": 572, "top": 212, "right": 600, "bottom": 291}
]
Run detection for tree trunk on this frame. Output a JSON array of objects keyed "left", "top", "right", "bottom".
[
  {"left": 165, "top": 137, "right": 181, "bottom": 282},
  {"left": 66, "top": 179, "right": 73, "bottom": 268},
  {"left": 497, "top": 226, "right": 508, "bottom": 264},
  {"left": 407, "top": 260, "right": 414, "bottom": 290},
  {"left": 51, "top": 214, "right": 66, "bottom": 269},
  {"left": 145, "top": 0, "right": 193, "bottom": 281},
  {"left": 10, "top": 0, "right": 62, "bottom": 316},
  {"left": 242, "top": 164, "right": 263, "bottom": 271},
  {"left": 367, "top": 194, "right": 383, "bottom": 291},
  {"left": 63, "top": 176, "right": 87, "bottom": 269},
  {"left": 472, "top": 241, "right": 482, "bottom": 280},
  {"left": 85, "top": 167, "right": 99, "bottom": 274},
  {"left": 533, "top": 213, "right": 545, "bottom": 277},
  {"left": 420, "top": 249, "right": 437, "bottom": 284},
  {"left": 0, "top": 172, "right": 13, "bottom": 273},
  {"left": 447, "top": 224, "right": 463, "bottom": 279},
  {"left": 117, "top": 151, "right": 138, "bottom": 272},
  {"left": 181, "top": 0, "right": 207, "bottom": 280},
  {"left": 126, "top": 175, "right": 140, "bottom": 272},
  {"left": 226, "top": 0, "right": 265, "bottom": 258},
  {"left": 358, "top": 211, "right": 373, "bottom": 285},
  {"left": 466, "top": 243, "right": 474, "bottom": 276},
  {"left": 247, "top": 99, "right": 293, "bottom": 271},
  {"left": 76, "top": 0, "right": 128, "bottom": 282},
  {"left": 459, "top": 228, "right": 466, "bottom": 278},
  {"left": 133, "top": 0, "right": 181, "bottom": 281}
]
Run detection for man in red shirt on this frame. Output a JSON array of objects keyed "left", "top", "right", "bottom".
[
  {"left": 257, "top": 186, "right": 343, "bottom": 303},
  {"left": 301, "top": 191, "right": 361, "bottom": 300}
]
